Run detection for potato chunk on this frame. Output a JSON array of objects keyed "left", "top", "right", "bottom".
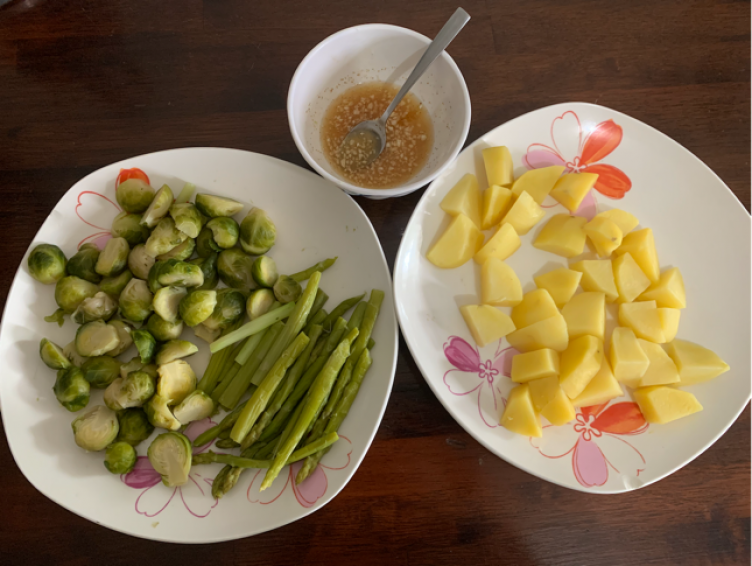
[
  {"left": 594, "top": 209, "right": 639, "bottom": 234},
  {"left": 459, "top": 304, "right": 516, "bottom": 348},
  {"left": 481, "top": 185, "right": 514, "bottom": 230},
  {"left": 613, "top": 252, "right": 651, "bottom": 303},
  {"left": 511, "top": 289, "right": 559, "bottom": 329},
  {"left": 481, "top": 258, "right": 523, "bottom": 307},
  {"left": 638, "top": 267, "right": 687, "bottom": 309},
  {"left": 609, "top": 327, "right": 649, "bottom": 387},
  {"left": 511, "top": 349, "right": 560, "bottom": 383},
  {"left": 550, "top": 172, "right": 598, "bottom": 211},
  {"left": 571, "top": 358, "right": 623, "bottom": 408},
  {"left": 426, "top": 214, "right": 484, "bottom": 268},
  {"left": 440, "top": 173, "right": 482, "bottom": 228},
  {"left": 510, "top": 166, "right": 565, "bottom": 204},
  {"left": 500, "top": 384, "right": 542, "bottom": 437},
  {"left": 657, "top": 308, "right": 681, "bottom": 342},
  {"left": 501, "top": 191, "right": 545, "bottom": 236},
  {"left": 506, "top": 314, "right": 569, "bottom": 353},
  {"left": 533, "top": 214, "right": 587, "bottom": 258},
  {"left": 561, "top": 292, "right": 605, "bottom": 341},
  {"left": 614, "top": 228, "right": 659, "bottom": 283},
  {"left": 636, "top": 339, "right": 680, "bottom": 387},
  {"left": 583, "top": 216, "right": 623, "bottom": 257},
  {"left": 482, "top": 146, "right": 514, "bottom": 188},
  {"left": 665, "top": 339, "right": 730, "bottom": 386},
  {"left": 474, "top": 223, "right": 521, "bottom": 264},
  {"left": 559, "top": 335, "right": 604, "bottom": 399},
  {"left": 633, "top": 386, "right": 702, "bottom": 424},
  {"left": 569, "top": 259, "right": 618, "bottom": 303},
  {"left": 618, "top": 300, "right": 665, "bottom": 343},
  {"left": 534, "top": 267, "right": 582, "bottom": 308}
]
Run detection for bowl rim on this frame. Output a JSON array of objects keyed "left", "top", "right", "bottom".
[{"left": 287, "top": 23, "right": 472, "bottom": 198}]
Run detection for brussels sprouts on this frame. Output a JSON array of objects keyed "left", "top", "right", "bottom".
[
  {"left": 116, "top": 178, "right": 155, "bottom": 213},
  {"left": 55, "top": 276, "right": 99, "bottom": 314},
  {"left": 193, "top": 324, "right": 221, "bottom": 343},
  {"left": 204, "top": 288, "right": 245, "bottom": 330},
  {"left": 146, "top": 313, "right": 184, "bottom": 342},
  {"left": 127, "top": 244, "right": 155, "bottom": 280},
  {"left": 132, "top": 329, "right": 157, "bottom": 364},
  {"left": 147, "top": 260, "right": 166, "bottom": 294},
  {"left": 120, "top": 356, "right": 158, "bottom": 379},
  {"left": 104, "top": 441, "right": 137, "bottom": 474},
  {"left": 156, "top": 360, "right": 196, "bottom": 405},
  {"left": 63, "top": 339, "right": 89, "bottom": 367},
  {"left": 147, "top": 432, "right": 192, "bottom": 485},
  {"left": 72, "top": 291, "right": 118, "bottom": 324},
  {"left": 251, "top": 255, "right": 278, "bottom": 288},
  {"left": 169, "top": 203, "right": 205, "bottom": 239},
  {"left": 28, "top": 243, "right": 67, "bottom": 285},
  {"left": 81, "top": 355, "right": 122, "bottom": 388},
  {"left": 206, "top": 217, "right": 239, "bottom": 249},
  {"left": 116, "top": 408, "right": 155, "bottom": 446},
  {"left": 196, "top": 227, "right": 222, "bottom": 258},
  {"left": 145, "top": 394, "right": 181, "bottom": 431},
  {"left": 99, "top": 269, "right": 133, "bottom": 296},
  {"left": 156, "top": 237, "right": 196, "bottom": 261},
  {"left": 273, "top": 275, "right": 302, "bottom": 304},
  {"left": 40, "top": 338, "right": 71, "bottom": 370},
  {"left": 95, "top": 237, "right": 130, "bottom": 278},
  {"left": 217, "top": 249, "right": 256, "bottom": 292},
  {"left": 247, "top": 288, "right": 275, "bottom": 320},
  {"left": 107, "top": 319, "right": 134, "bottom": 356},
  {"left": 44, "top": 308, "right": 66, "bottom": 327},
  {"left": 66, "top": 244, "right": 101, "bottom": 283},
  {"left": 195, "top": 193, "right": 244, "bottom": 218},
  {"left": 111, "top": 212, "right": 149, "bottom": 246},
  {"left": 54, "top": 367, "right": 90, "bottom": 412},
  {"left": 173, "top": 390, "right": 215, "bottom": 425},
  {"left": 190, "top": 254, "right": 219, "bottom": 291},
  {"left": 239, "top": 207, "right": 276, "bottom": 255},
  {"left": 144, "top": 217, "right": 189, "bottom": 258},
  {"left": 156, "top": 259, "right": 204, "bottom": 288},
  {"left": 72, "top": 405, "right": 119, "bottom": 451},
  {"left": 104, "top": 370, "right": 156, "bottom": 411},
  {"left": 179, "top": 289, "right": 217, "bottom": 327},
  {"left": 141, "top": 184, "right": 174, "bottom": 228},
  {"left": 119, "top": 278, "right": 154, "bottom": 322},
  {"left": 75, "top": 320, "right": 120, "bottom": 357},
  {"left": 155, "top": 339, "right": 199, "bottom": 365},
  {"left": 153, "top": 285, "right": 188, "bottom": 323}
]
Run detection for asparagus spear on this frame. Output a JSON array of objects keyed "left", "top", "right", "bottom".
[
  {"left": 193, "top": 433, "right": 339, "bottom": 468},
  {"left": 192, "top": 399, "right": 250, "bottom": 447},
  {"left": 290, "top": 257, "right": 337, "bottom": 282},
  {"left": 321, "top": 294, "right": 365, "bottom": 331},
  {"left": 346, "top": 301, "right": 367, "bottom": 333},
  {"left": 303, "top": 308, "right": 327, "bottom": 337},
  {"left": 210, "top": 301, "right": 295, "bottom": 354},
  {"left": 196, "top": 321, "right": 245, "bottom": 393},
  {"left": 308, "top": 288, "right": 329, "bottom": 320},
  {"left": 214, "top": 438, "right": 240, "bottom": 449}
]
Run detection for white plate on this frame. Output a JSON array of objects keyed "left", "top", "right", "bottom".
[
  {"left": 0, "top": 148, "right": 398, "bottom": 541},
  {"left": 394, "top": 102, "right": 750, "bottom": 494}
]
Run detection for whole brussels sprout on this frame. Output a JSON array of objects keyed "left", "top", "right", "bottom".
[
  {"left": 104, "top": 370, "right": 156, "bottom": 411},
  {"left": 190, "top": 253, "right": 219, "bottom": 290},
  {"left": 251, "top": 255, "right": 278, "bottom": 288},
  {"left": 99, "top": 269, "right": 133, "bottom": 296},
  {"left": 107, "top": 319, "right": 134, "bottom": 357},
  {"left": 63, "top": 339, "right": 89, "bottom": 368},
  {"left": 206, "top": 217, "right": 239, "bottom": 249},
  {"left": 195, "top": 193, "right": 244, "bottom": 218},
  {"left": 81, "top": 355, "right": 122, "bottom": 388},
  {"left": 141, "top": 184, "right": 174, "bottom": 228},
  {"left": 127, "top": 244, "right": 155, "bottom": 280},
  {"left": 156, "top": 360, "right": 196, "bottom": 405},
  {"left": 111, "top": 212, "right": 149, "bottom": 246},
  {"left": 155, "top": 340, "right": 199, "bottom": 365},
  {"left": 116, "top": 408, "right": 155, "bottom": 446},
  {"left": 54, "top": 367, "right": 90, "bottom": 412},
  {"left": 104, "top": 441, "right": 137, "bottom": 474},
  {"left": 153, "top": 286, "right": 188, "bottom": 323},
  {"left": 132, "top": 329, "right": 157, "bottom": 364},
  {"left": 95, "top": 237, "right": 130, "bottom": 278},
  {"left": 144, "top": 217, "right": 189, "bottom": 258},
  {"left": 146, "top": 313, "right": 184, "bottom": 342},
  {"left": 169, "top": 203, "right": 205, "bottom": 239},
  {"left": 204, "top": 288, "right": 245, "bottom": 330},
  {"left": 120, "top": 356, "right": 158, "bottom": 379},
  {"left": 217, "top": 249, "right": 256, "bottom": 292},
  {"left": 119, "top": 278, "right": 154, "bottom": 322},
  {"left": 72, "top": 291, "right": 118, "bottom": 324},
  {"left": 145, "top": 394, "right": 181, "bottom": 431},
  {"left": 193, "top": 324, "right": 221, "bottom": 343},
  {"left": 273, "top": 275, "right": 302, "bottom": 304},
  {"left": 75, "top": 320, "right": 120, "bottom": 357},
  {"left": 72, "top": 405, "right": 119, "bottom": 451},
  {"left": 156, "top": 259, "right": 204, "bottom": 288},
  {"left": 65, "top": 243, "right": 101, "bottom": 283},
  {"left": 40, "top": 338, "right": 71, "bottom": 370},
  {"left": 55, "top": 276, "right": 99, "bottom": 314},
  {"left": 196, "top": 227, "right": 221, "bottom": 258},
  {"left": 147, "top": 432, "right": 192, "bottom": 485},
  {"left": 156, "top": 238, "right": 195, "bottom": 261},
  {"left": 116, "top": 178, "right": 155, "bottom": 213},
  {"left": 179, "top": 289, "right": 217, "bottom": 327},
  {"left": 28, "top": 243, "right": 67, "bottom": 284},
  {"left": 239, "top": 207, "right": 276, "bottom": 255},
  {"left": 247, "top": 288, "right": 275, "bottom": 320},
  {"left": 173, "top": 390, "right": 214, "bottom": 425}
]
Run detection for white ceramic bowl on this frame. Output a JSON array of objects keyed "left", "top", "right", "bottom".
[{"left": 287, "top": 24, "right": 471, "bottom": 199}]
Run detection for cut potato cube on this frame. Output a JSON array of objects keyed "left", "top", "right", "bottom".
[
  {"left": 633, "top": 386, "right": 702, "bottom": 424},
  {"left": 482, "top": 146, "right": 514, "bottom": 188},
  {"left": 559, "top": 335, "right": 604, "bottom": 399},
  {"left": 569, "top": 259, "right": 618, "bottom": 303},
  {"left": 528, "top": 375, "right": 560, "bottom": 412},
  {"left": 595, "top": 209, "right": 639, "bottom": 235},
  {"left": 501, "top": 191, "right": 545, "bottom": 236},
  {"left": 636, "top": 339, "right": 680, "bottom": 386},
  {"left": 550, "top": 172, "right": 599, "bottom": 212},
  {"left": 638, "top": 267, "right": 687, "bottom": 309},
  {"left": 665, "top": 339, "right": 730, "bottom": 386},
  {"left": 474, "top": 223, "right": 521, "bottom": 264},
  {"left": 481, "top": 258, "right": 523, "bottom": 307},
  {"left": 657, "top": 308, "right": 681, "bottom": 342},
  {"left": 427, "top": 214, "right": 484, "bottom": 268},
  {"left": 618, "top": 300, "right": 665, "bottom": 343},
  {"left": 506, "top": 314, "right": 569, "bottom": 352},
  {"left": 511, "top": 349, "right": 560, "bottom": 383},
  {"left": 533, "top": 214, "right": 587, "bottom": 258},
  {"left": 440, "top": 173, "right": 482, "bottom": 228},
  {"left": 511, "top": 289, "right": 559, "bottom": 329},
  {"left": 583, "top": 216, "right": 623, "bottom": 257},
  {"left": 534, "top": 267, "right": 582, "bottom": 308},
  {"left": 541, "top": 388, "right": 577, "bottom": 425},
  {"left": 609, "top": 327, "right": 649, "bottom": 387},
  {"left": 561, "top": 292, "right": 605, "bottom": 341},
  {"left": 614, "top": 228, "right": 659, "bottom": 283},
  {"left": 460, "top": 305, "right": 516, "bottom": 348},
  {"left": 481, "top": 184, "right": 514, "bottom": 230},
  {"left": 510, "top": 166, "right": 565, "bottom": 204},
  {"left": 571, "top": 358, "right": 623, "bottom": 408},
  {"left": 500, "top": 384, "right": 542, "bottom": 437},
  {"left": 613, "top": 252, "right": 651, "bottom": 303}
]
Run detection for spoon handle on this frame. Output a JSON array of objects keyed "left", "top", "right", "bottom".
[{"left": 379, "top": 7, "right": 470, "bottom": 124}]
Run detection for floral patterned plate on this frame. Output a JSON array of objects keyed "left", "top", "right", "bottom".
[
  {"left": 393, "top": 102, "right": 750, "bottom": 494},
  {"left": 0, "top": 148, "right": 398, "bottom": 541}
]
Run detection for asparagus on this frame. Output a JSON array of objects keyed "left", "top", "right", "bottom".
[
  {"left": 303, "top": 308, "right": 327, "bottom": 337},
  {"left": 215, "top": 438, "right": 240, "bottom": 449},
  {"left": 193, "top": 433, "right": 339, "bottom": 468},
  {"left": 346, "top": 301, "right": 367, "bottom": 333},
  {"left": 290, "top": 257, "right": 337, "bottom": 282},
  {"left": 307, "top": 316, "right": 348, "bottom": 368},
  {"left": 233, "top": 302, "right": 280, "bottom": 366},
  {"left": 322, "top": 294, "right": 365, "bottom": 331},
  {"left": 367, "top": 337, "right": 375, "bottom": 350},
  {"left": 308, "top": 289, "right": 329, "bottom": 320},
  {"left": 210, "top": 301, "right": 295, "bottom": 354},
  {"left": 196, "top": 321, "right": 245, "bottom": 393},
  {"left": 192, "top": 399, "right": 249, "bottom": 447},
  {"left": 210, "top": 362, "right": 239, "bottom": 402}
]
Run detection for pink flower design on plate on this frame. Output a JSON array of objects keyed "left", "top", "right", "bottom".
[
  {"left": 75, "top": 190, "right": 119, "bottom": 250},
  {"left": 121, "top": 418, "right": 220, "bottom": 518},
  {"left": 443, "top": 336, "right": 518, "bottom": 428},
  {"left": 530, "top": 401, "right": 649, "bottom": 488}
]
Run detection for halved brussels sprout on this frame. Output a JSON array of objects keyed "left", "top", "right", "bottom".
[
  {"left": 66, "top": 244, "right": 101, "bottom": 283},
  {"left": 95, "top": 237, "right": 130, "bottom": 278},
  {"left": 195, "top": 193, "right": 244, "bottom": 218},
  {"left": 120, "top": 356, "right": 158, "bottom": 379},
  {"left": 76, "top": 320, "right": 120, "bottom": 357},
  {"left": 156, "top": 259, "right": 204, "bottom": 288},
  {"left": 127, "top": 244, "right": 155, "bottom": 280},
  {"left": 104, "top": 441, "right": 137, "bottom": 474},
  {"left": 193, "top": 324, "right": 221, "bottom": 343},
  {"left": 190, "top": 253, "right": 219, "bottom": 290},
  {"left": 156, "top": 237, "right": 196, "bottom": 261},
  {"left": 273, "top": 275, "right": 302, "bottom": 304},
  {"left": 204, "top": 288, "right": 245, "bottom": 330},
  {"left": 173, "top": 390, "right": 214, "bottom": 425},
  {"left": 99, "top": 269, "right": 133, "bottom": 296},
  {"left": 28, "top": 243, "right": 67, "bottom": 285},
  {"left": 217, "top": 249, "right": 256, "bottom": 292},
  {"left": 155, "top": 339, "right": 199, "bottom": 365},
  {"left": 239, "top": 207, "right": 276, "bottom": 255},
  {"left": 247, "top": 288, "right": 275, "bottom": 320},
  {"left": 54, "top": 367, "right": 90, "bottom": 412},
  {"left": 116, "top": 408, "right": 155, "bottom": 446},
  {"left": 144, "top": 217, "right": 189, "bottom": 258},
  {"left": 196, "top": 226, "right": 222, "bottom": 258},
  {"left": 169, "top": 203, "right": 205, "bottom": 239},
  {"left": 40, "top": 338, "right": 71, "bottom": 370},
  {"left": 107, "top": 320, "right": 134, "bottom": 356},
  {"left": 251, "top": 255, "right": 278, "bottom": 288},
  {"left": 72, "top": 291, "right": 118, "bottom": 324},
  {"left": 104, "top": 370, "right": 156, "bottom": 411},
  {"left": 206, "top": 217, "right": 239, "bottom": 249},
  {"left": 179, "top": 289, "right": 217, "bottom": 327},
  {"left": 141, "top": 184, "right": 174, "bottom": 228},
  {"left": 72, "top": 405, "right": 119, "bottom": 451},
  {"left": 147, "top": 260, "right": 166, "bottom": 294},
  {"left": 119, "top": 278, "right": 154, "bottom": 322},
  {"left": 63, "top": 339, "right": 89, "bottom": 367},
  {"left": 145, "top": 394, "right": 181, "bottom": 431},
  {"left": 55, "top": 276, "right": 99, "bottom": 314},
  {"left": 146, "top": 313, "right": 184, "bottom": 342},
  {"left": 132, "top": 329, "right": 157, "bottom": 364},
  {"left": 147, "top": 432, "right": 191, "bottom": 485},
  {"left": 81, "top": 355, "right": 122, "bottom": 388},
  {"left": 156, "top": 359, "right": 196, "bottom": 405},
  {"left": 153, "top": 285, "right": 188, "bottom": 322},
  {"left": 116, "top": 178, "right": 155, "bottom": 213},
  {"left": 111, "top": 212, "right": 149, "bottom": 246}
]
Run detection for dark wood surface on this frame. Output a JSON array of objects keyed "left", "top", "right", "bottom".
[{"left": 0, "top": 1, "right": 749, "bottom": 564}]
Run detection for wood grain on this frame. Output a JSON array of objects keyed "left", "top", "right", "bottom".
[{"left": 0, "top": 0, "right": 748, "bottom": 564}]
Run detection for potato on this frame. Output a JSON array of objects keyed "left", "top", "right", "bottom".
[
  {"left": 665, "top": 339, "right": 730, "bottom": 386},
  {"left": 633, "top": 386, "right": 702, "bottom": 424},
  {"left": 528, "top": 375, "right": 560, "bottom": 412},
  {"left": 618, "top": 300, "right": 665, "bottom": 343},
  {"left": 583, "top": 216, "right": 623, "bottom": 257},
  {"left": 460, "top": 304, "right": 516, "bottom": 348},
  {"left": 595, "top": 209, "right": 639, "bottom": 234},
  {"left": 482, "top": 146, "right": 514, "bottom": 188},
  {"left": 481, "top": 185, "right": 514, "bottom": 230},
  {"left": 569, "top": 259, "right": 618, "bottom": 303},
  {"left": 440, "top": 173, "right": 482, "bottom": 228},
  {"left": 426, "top": 213, "right": 484, "bottom": 268},
  {"left": 561, "top": 292, "right": 605, "bottom": 341},
  {"left": 534, "top": 267, "right": 582, "bottom": 308},
  {"left": 614, "top": 228, "right": 659, "bottom": 283},
  {"left": 474, "top": 223, "right": 521, "bottom": 264},
  {"left": 571, "top": 358, "right": 623, "bottom": 408},
  {"left": 533, "top": 214, "right": 587, "bottom": 258},
  {"left": 506, "top": 314, "right": 569, "bottom": 352},
  {"left": 636, "top": 339, "right": 680, "bottom": 387},
  {"left": 511, "top": 289, "right": 559, "bottom": 329},
  {"left": 638, "top": 267, "right": 687, "bottom": 309},
  {"left": 609, "top": 327, "right": 649, "bottom": 387},
  {"left": 511, "top": 349, "right": 560, "bottom": 383},
  {"left": 657, "top": 308, "right": 681, "bottom": 342},
  {"left": 500, "top": 191, "right": 545, "bottom": 236},
  {"left": 481, "top": 258, "right": 522, "bottom": 307},
  {"left": 500, "top": 384, "right": 542, "bottom": 437},
  {"left": 559, "top": 335, "right": 604, "bottom": 399},
  {"left": 541, "top": 388, "right": 577, "bottom": 425},
  {"left": 510, "top": 165, "right": 565, "bottom": 204},
  {"left": 549, "top": 172, "right": 598, "bottom": 212},
  {"left": 613, "top": 252, "right": 651, "bottom": 303}
]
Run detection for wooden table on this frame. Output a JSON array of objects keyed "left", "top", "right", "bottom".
[{"left": 0, "top": 1, "right": 749, "bottom": 564}]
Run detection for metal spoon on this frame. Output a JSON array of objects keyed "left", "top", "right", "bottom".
[{"left": 337, "top": 8, "right": 471, "bottom": 169}]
